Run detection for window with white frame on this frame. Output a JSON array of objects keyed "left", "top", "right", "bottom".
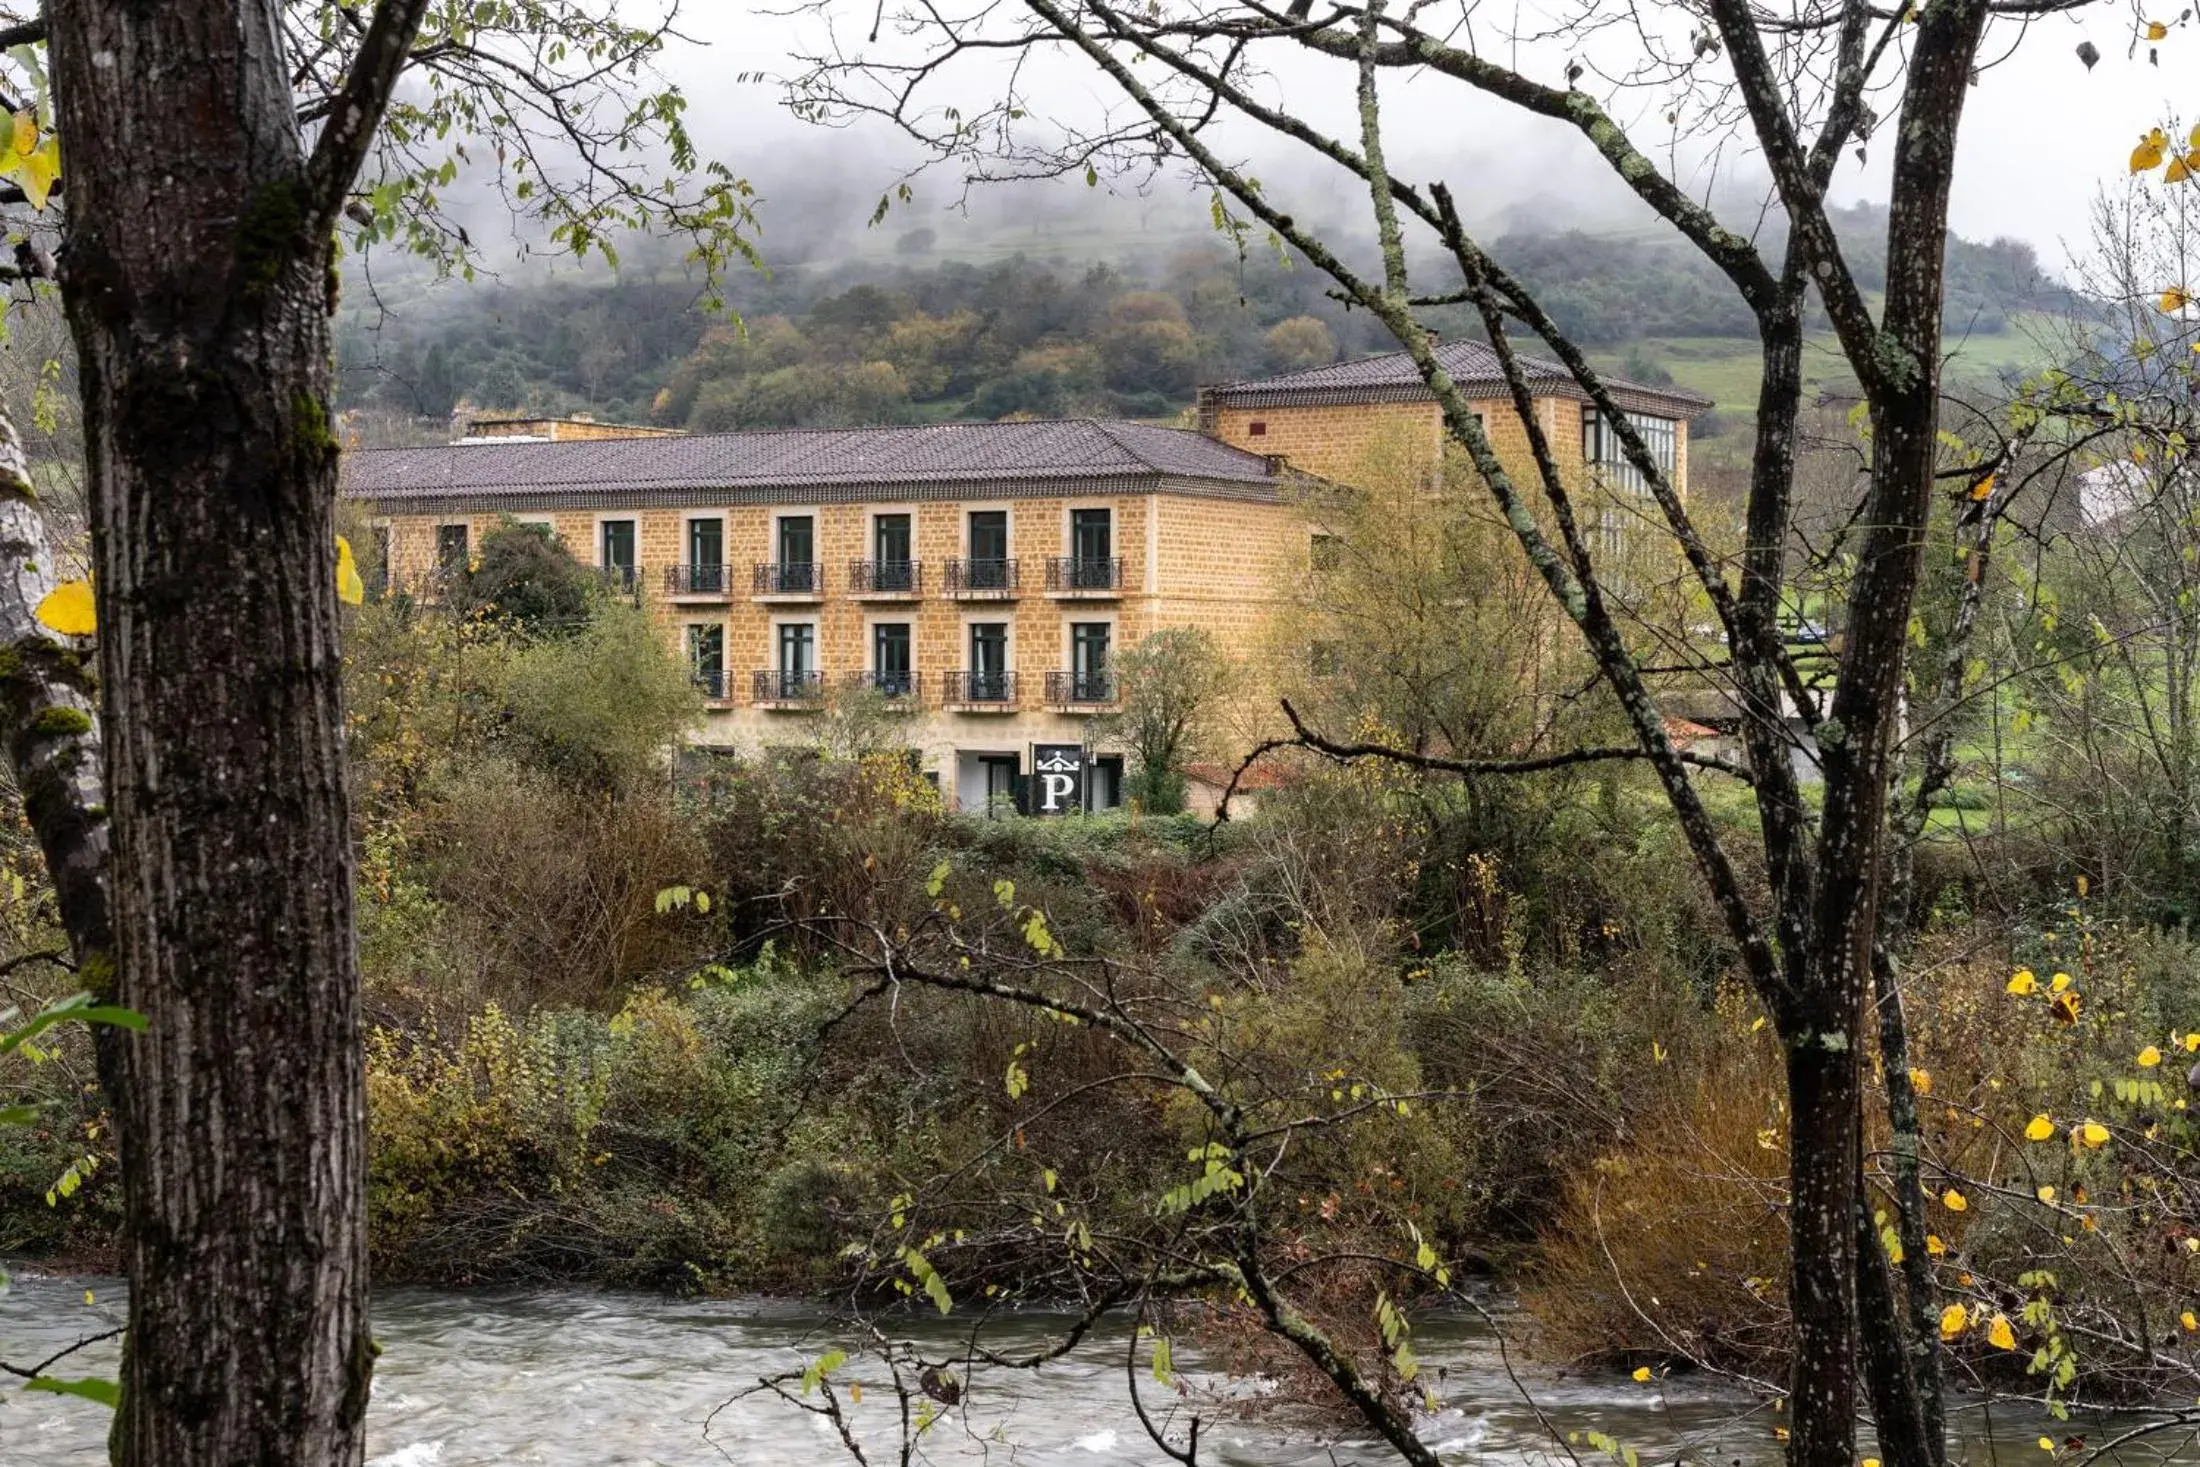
[{"left": 1582, "top": 411, "right": 1677, "bottom": 496}]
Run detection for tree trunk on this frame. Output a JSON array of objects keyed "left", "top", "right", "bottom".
[{"left": 46, "top": 4, "right": 384, "bottom": 1460}]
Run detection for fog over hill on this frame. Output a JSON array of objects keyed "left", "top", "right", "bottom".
[{"left": 337, "top": 154, "right": 2079, "bottom": 452}]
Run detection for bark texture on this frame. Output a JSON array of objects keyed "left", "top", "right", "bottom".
[
  {"left": 0, "top": 413, "right": 111, "bottom": 1004},
  {"left": 41, "top": 2, "right": 418, "bottom": 1460}
]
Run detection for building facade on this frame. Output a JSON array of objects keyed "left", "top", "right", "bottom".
[
  {"left": 340, "top": 343, "right": 1706, "bottom": 814},
  {"left": 344, "top": 418, "right": 1308, "bottom": 812}
]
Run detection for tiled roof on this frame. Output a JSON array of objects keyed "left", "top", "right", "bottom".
[
  {"left": 1205, "top": 340, "right": 1713, "bottom": 417},
  {"left": 341, "top": 418, "right": 1289, "bottom": 511}
]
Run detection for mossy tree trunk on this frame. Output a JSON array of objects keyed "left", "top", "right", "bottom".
[{"left": 42, "top": 2, "right": 428, "bottom": 1462}]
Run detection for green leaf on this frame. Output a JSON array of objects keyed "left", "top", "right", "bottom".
[
  {"left": 800, "top": 1348, "right": 848, "bottom": 1394},
  {"left": 26, "top": 1376, "right": 120, "bottom": 1409}
]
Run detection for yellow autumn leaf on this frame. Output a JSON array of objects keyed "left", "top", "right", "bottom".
[
  {"left": 2051, "top": 990, "right": 2082, "bottom": 1025},
  {"left": 34, "top": 578, "right": 96, "bottom": 636},
  {"left": 1632, "top": 1366, "right": 1652, "bottom": 1382},
  {"left": 2025, "top": 1115, "right": 2056, "bottom": 1141},
  {"left": 2135, "top": 129, "right": 2170, "bottom": 173},
  {"left": 850, "top": 1383, "right": 862, "bottom": 1404},
  {"left": 1926, "top": 1234, "right": 1947, "bottom": 1256},
  {"left": 1942, "top": 1187, "right": 1968, "bottom": 1212},
  {"left": 1987, "top": 1313, "right": 2017, "bottom": 1350},
  {"left": 336, "top": 535, "right": 365, "bottom": 606},
  {"left": 2051, "top": 971, "right": 2073, "bottom": 993},
  {"left": 2164, "top": 286, "right": 2194, "bottom": 313},
  {"left": 2007, "top": 969, "right": 2039, "bottom": 995},
  {"left": 1969, "top": 474, "right": 1995, "bottom": 501},
  {"left": 2077, "top": 1119, "right": 2110, "bottom": 1148},
  {"left": 2039, "top": 1437, "right": 2056, "bottom": 1454},
  {"left": 2170, "top": 153, "right": 2197, "bottom": 185},
  {"left": 0, "top": 129, "right": 59, "bottom": 214},
  {"left": 2141, "top": 1045, "right": 2164, "bottom": 1068},
  {"left": 2187, "top": 1032, "right": 2200, "bottom": 1053},
  {"left": 1864, "top": 1460, "right": 1882, "bottom": 1467},
  {"left": 8, "top": 108, "right": 31, "bottom": 158},
  {"left": 2147, "top": 19, "right": 2168, "bottom": 39},
  {"left": 1938, "top": 1301, "right": 1969, "bottom": 1340},
  {"left": 1909, "top": 1066, "right": 1933, "bottom": 1096},
  {"left": 2184, "top": 1309, "right": 2198, "bottom": 1331},
  {"left": 2037, "top": 1185, "right": 2057, "bottom": 1204},
  {"left": 2191, "top": 123, "right": 2200, "bottom": 150}
]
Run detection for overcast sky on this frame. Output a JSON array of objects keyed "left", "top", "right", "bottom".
[{"left": 657, "top": 2, "right": 2182, "bottom": 277}]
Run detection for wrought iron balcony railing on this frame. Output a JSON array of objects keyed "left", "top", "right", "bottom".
[
  {"left": 753, "top": 561, "right": 822, "bottom": 596},
  {"left": 847, "top": 669, "right": 921, "bottom": 700},
  {"left": 944, "top": 557, "right": 1019, "bottom": 596},
  {"left": 752, "top": 668, "right": 827, "bottom": 703},
  {"left": 666, "top": 563, "right": 732, "bottom": 596},
  {"left": 1044, "top": 556, "right": 1122, "bottom": 593},
  {"left": 1045, "top": 670, "right": 1117, "bottom": 705},
  {"left": 849, "top": 559, "right": 922, "bottom": 595},
  {"left": 942, "top": 670, "right": 1017, "bottom": 706}
]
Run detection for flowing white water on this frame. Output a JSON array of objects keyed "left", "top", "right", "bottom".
[{"left": 0, "top": 1273, "right": 2176, "bottom": 1465}]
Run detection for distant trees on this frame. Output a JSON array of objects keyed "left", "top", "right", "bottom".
[
  {"left": 1263, "top": 315, "right": 1337, "bottom": 371},
  {"left": 1094, "top": 627, "right": 1231, "bottom": 813},
  {"left": 453, "top": 521, "right": 598, "bottom": 634}
]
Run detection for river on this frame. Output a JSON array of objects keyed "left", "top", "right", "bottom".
[{"left": 0, "top": 1273, "right": 2180, "bottom": 1464}]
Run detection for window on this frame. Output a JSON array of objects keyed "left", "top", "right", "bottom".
[
  {"left": 1582, "top": 411, "right": 1678, "bottom": 496},
  {"left": 1309, "top": 533, "right": 1342, "bottom": 574},
  {"left": 679, "top": 518, "right": 723, "bottom": 595},
  {"left": 869, "top": 513, "right": 914, "bottom": 593},
  {"left": 1071, "top": 507, "right": 1112, "bottom": 564},
  {"left": 873, "top": 622, "right": 913, "bottom": 696},
  {"left": 686, "top": 623, "right": 725, "bottom": 699},
  {"left": 776, "top": 514, "right": 816, "bottom": 594},
  {"left": 435, "top": 523, "right": 469, "bottom": 569},
  {"left": 874, "top": 513, "right": 912, "bottom": 563},
  {"left": 600, "top": 519, "right": 637, "bottom": 592},
  {"left": 969, "top": 622, "right": 1008, "bottom": 701},
  {"left": 964, "top": 510, "right": 1011, "bottom": 591},
  {"left": 1248, "top": 421, "right": 1268, "bottom": 437},
  {"left": 778, "top": 622, "right": 815, "bottom": 675},
  {"left": 1071, "top": 623, "right": 1112, "bottom": 701},
  {"left": 1089, "top": 756, "right": 1124, "bottom": 811}
]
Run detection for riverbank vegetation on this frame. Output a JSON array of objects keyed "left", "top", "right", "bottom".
[{"left": 11, "top": 465, "right": 2200, "bottom": 1425}]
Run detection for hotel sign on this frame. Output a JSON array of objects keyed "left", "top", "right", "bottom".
[{"left": 1031, "top": 744, "right": 1086, "bottom": 816}]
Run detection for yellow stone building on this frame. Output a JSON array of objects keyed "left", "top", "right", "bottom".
[{"left": 339, "top": 342, "right": 1704, "bottom": 812}]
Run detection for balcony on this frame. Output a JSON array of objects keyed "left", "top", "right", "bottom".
[
  {"left": 942, "top": 670, "right": 1018, "bottom": 711},
  {"left": 666, "top": 563, "right": 733, "bottom": 600},
  {"left": 846, "top": 669, "right": 922, "bottom": 704},
  {"left": 849, "top": 559, "right": 923, "bottom": 599},
  {"left": 945, "top": 557, "right": 1019, "bottom": 599},
  {"left": 691, "top": 667, "right": 731, "bottom": 702},
  {"left": 752, "top": 562, "right": 823, "bottom": 600},
  {"left": 1045, "top": 556, "right": 1123, "bottom": 597},
  {"left": 752, "top": 669, "right": 827, "bottom": 708},
  {"left": 1045, "top": 670, "right": 1117, "bottom": 709}
]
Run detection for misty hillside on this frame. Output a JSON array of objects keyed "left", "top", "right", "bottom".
[{"left": 335, "top": 202, "right": 2075, "bottom": 449}]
